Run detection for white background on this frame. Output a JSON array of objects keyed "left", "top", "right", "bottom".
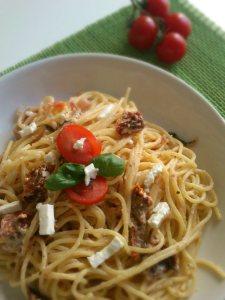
[{"left": 0, "top": 0, "right": 224, "bottom": 71}]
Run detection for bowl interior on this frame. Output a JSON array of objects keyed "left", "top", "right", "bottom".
[{"left": 0, "top": 54, "right": 224, "bottom": 300}]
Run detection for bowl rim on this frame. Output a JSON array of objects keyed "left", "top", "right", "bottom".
[{"left": 1, "top": 52, "right": 224, "bottom": 130}]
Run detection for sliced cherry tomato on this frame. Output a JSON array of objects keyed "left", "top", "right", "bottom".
[
  {"left": 128, "top": 15, "right": 158, "bottom": 50},
  {"left": 66, "top": 176, "right": 108, "bottom": 205},
  {"left": 56, "top": 124, "right": 101, "bottom": 164},
  {"left": 51, "top": 101, "right": 66, "bottom": 114},
  {"left": 165, "top": 13, "right": 192, "bottom": 38}
]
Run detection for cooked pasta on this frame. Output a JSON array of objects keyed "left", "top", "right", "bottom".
[{"left": 0, "top": 90, "right": 223, "bottom": 300}]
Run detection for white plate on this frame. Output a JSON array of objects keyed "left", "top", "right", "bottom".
[{"left": 0, "top": 54, "right": 224, "bottom": 300}]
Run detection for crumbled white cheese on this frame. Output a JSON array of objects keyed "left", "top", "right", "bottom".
[
  {"left": 25, "top": 110, "right": 36, "bottom": 117},
  {"left": 42, "top": 170, "right": 50, "bottom": 178},
  {"left": 19, "top": 122, "right": 37, "bottom": 137},
  {"left": 0, "top": 201, "right": 22, "bottom": 215},
  {"left": 148, "top": 202, "right": 170, "bottom": 228},
  {"left": 73, "top": 138, "right": 86, "bottom": 150},
  {"left": 98, "top": 104, "right": 115, "bottom": 119},
  {"left": 84, "top": 163, "right": 99, "bottom": 186},
  {"left": 144, "top": 163, "right": 164, "bottom": 192},
  {"left": 45, "top": 151, "right": 57, "bottom": 163},
  {"left": 36, "top": 203, "right": 55, "bottom": 235},
  {"left": 87, "top": 236, "right": 124, "bottom": 268}
]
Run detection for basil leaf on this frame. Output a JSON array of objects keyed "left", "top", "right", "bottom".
[
  {"left": 45, "top": 163, "right": 84, "bottom": 191},
  {"left": 92, "top": 153, "right": 125, "bottom": 177}
]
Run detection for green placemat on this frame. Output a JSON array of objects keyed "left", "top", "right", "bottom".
[{"left": 1, "top": 0, "right": 225, "bottom": 118}]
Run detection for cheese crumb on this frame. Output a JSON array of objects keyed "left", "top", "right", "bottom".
[
  {"left": 73, "top": 138, "right": 86, "bottom": 150},
  {"left": 19, "top": 122, "right": 37, "bottom": 137},
  {"left": 148, "top": 202, "right": 170, "bottom": 228},
  {"left": 42, "top": 170, "right": 50, "bottom": 178},
  {"left": 98, "top": 104, "right": 115, "bottom": 119},
  {"left": 87, "top": 236, "right": 124, "bottom": 268},
  {"left": 36, "top": 203, "right": 55, "bottom": 235},
  {"left": 144, "top": 163, "right": 164, "bottom": 192},
  {"left": 25, "top": 111, "right": 36, "bottom": 117},
  {"left": 84, "top": 163, "right": 99, "bottom": 186},
  {"left": 0, "top": 201, "right": 22, "bottom": 215}
]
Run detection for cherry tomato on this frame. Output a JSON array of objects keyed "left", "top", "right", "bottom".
[
  {"left": 165, "top": 13, "right": 192, "bottom": 38},
  {"left": 51, "top": 101, "right": 66, "bottom": 114},
  {"left": 56, "top": 124, "right": 101, "bottom": 164},
  {"left": 146, "top": 0, "right": 170, "bottom": 18},
  {"left": 156, "top": 32, "right": 186, "bottom": 64},
  {"left": 128, "top": 15, "right": 158, "bottom": 50},
  {"left": 66, "top": 176, "right": 108, "bottom": 205}
]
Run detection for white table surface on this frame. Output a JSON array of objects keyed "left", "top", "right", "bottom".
[{"left": 0, "top": 0, "right": 224, "bottom": 71}]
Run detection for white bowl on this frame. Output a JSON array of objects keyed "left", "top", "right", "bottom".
[{"left": 0, "top": 54, "right": 224, "bottom": 300}]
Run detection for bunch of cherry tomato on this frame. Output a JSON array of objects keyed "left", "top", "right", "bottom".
[{"left": 128, "top": 0, "right": 192, "bottom": 64}]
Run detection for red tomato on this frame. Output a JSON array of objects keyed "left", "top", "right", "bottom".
[
  {"left": 156, "top": 32, "right": 186, "bottom": 64},
  {"left": 146, "top": 0, "right": 170, "bottom": 18},
  {"left": 66, "top": 176, "right": 108, "bottom": 205},
  {"left": 51, "top": 101, "right": 66, "bottom": 114},
  {"left": 56, "top": 124, "right": 101, "bottom": 164},
  {"left": 128, "top": 15, "right": 158, "bottom": 50},
  {"left": 165, "top": 13, "right": 192, "bottom": 38}
]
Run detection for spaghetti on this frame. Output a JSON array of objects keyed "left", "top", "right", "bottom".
[{"left": 0, "top": 90, "right": 223, "bottom": 300}]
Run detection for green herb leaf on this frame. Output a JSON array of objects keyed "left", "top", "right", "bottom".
[
  {"left": 45, "top": 163, "right": 85, "bottom": 191},
  {"left": 92, "top": 153, "right": 125, "bottom": 177}
]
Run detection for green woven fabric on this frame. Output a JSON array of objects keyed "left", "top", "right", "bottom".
[{"left": 1, "top": 0, "right": 225, "bottom": 117}]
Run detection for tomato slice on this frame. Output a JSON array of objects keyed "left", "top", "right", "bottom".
[
  {"left": 52, "top": 101, "right": 66, "bottom": 114},
  {"left": 56, "top": 124, "right": 101, "bottom": 164},
  {"left": 65, "top": 176, "right": 108, "bottom": 205}
]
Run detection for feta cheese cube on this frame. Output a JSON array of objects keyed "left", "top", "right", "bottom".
[
  {"left": 148, "top": 202, "right": 170, "bottom": 228},
  {"left": 87, "top": 236, "right": 124, "bottom": 268},
  {"left": 0, "top": 201, "right": 22, "bottom": 215},
  {"left": 98, "top": 104, "right": 115, "bottom": 119},
  {"left": 73, "top": 138, "right": 86, "bottom": 150},
  {"left": 36, "top": 203, "right": 55, "bottom": 235},
  {"left": 19, "top": 122, "right": 37, "bottom": 137},
  {"left": 153, "top": 202, "right": 170, "bottom": 215},
  {"left": 84, "top": 163, "right": 99, "bottom": 186},
  {"left": 144, "top": 163, "right": 164, "bottom": 192}
]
